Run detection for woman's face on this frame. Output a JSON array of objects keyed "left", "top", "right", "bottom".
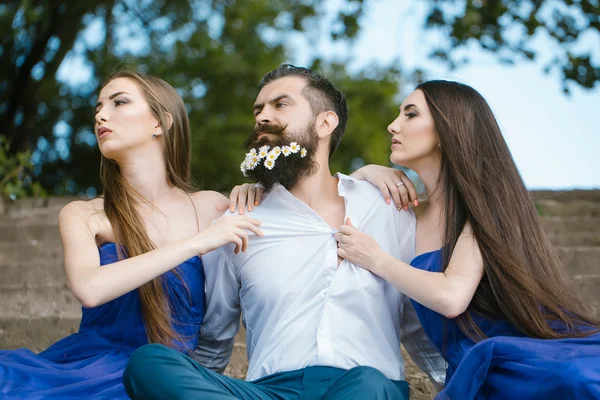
[
  {"left": 388, "top": 89, "right": 439, "bottom": 169},
  {"left": 94, "top": 77, "right": 159, "bottom": 160}
]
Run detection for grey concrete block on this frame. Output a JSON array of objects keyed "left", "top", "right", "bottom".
[
  {"left": 0, "top": 317, "right": 80, "bottom": 352},
  {"left": 0, "top": 261, "right": 67, "bottom": 289},
  {"left": 0, "top": 287, "right": 81, "bottom": 319},
  {"left": 540, "top": 217, "right": 600, "bottom": 234},
  {"left": 557, "top": 247, "right": 600, "bottom": 277},
  {"left": 0, "top": 242, "right": 63, "bottom": 265}
]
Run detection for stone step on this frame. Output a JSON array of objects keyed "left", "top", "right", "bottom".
[
  {"left": 536, "top": 200, "right": 600, "bottom": 217},
  {"left": 0, "top": 221, "right": 61, "bottom": 242},
  {"left": 546, "top": 232, "right": 600, "bottom": 247},
  {"left": 0, "top": 260, "right": 67, "bottom": 289},
  {"left": 3, "top": 206, "right": 63, "bottom": 222},
  {"left": 569, "top": 275, "right": 600, "bottom": 318},
  {"left": 0, "top": 317, "right": 80, "bottom": 353},
  {"left": 556, "top": 247, "right": 600, "bottom": 277},
  {"left": 540, "top": 217, "right": 600, "bottom": 234},
  {"left": 0, "top": 242, "right": 63, "bottom": 265},
  {"left": 0, "top": 287, "right": 81, "bottom": 319},
  {"left": 1, "top": 197, "right": 79, "bottom": 219},
  {"left": 530, "top": 190, "right": 600, "bottom": 203}
]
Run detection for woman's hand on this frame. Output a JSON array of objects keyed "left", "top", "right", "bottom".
[
  {"left": 228, "top": 183, "right": 265, "bottom": 215},
  {"left": 195, "top": 215, "right": 263, "bottom": 255},
  {"left": 351, "top": 165, "right": 418, "bottom": 210},
  {"left": 336, "top": 218, "right": 386, "bottom": 274}
]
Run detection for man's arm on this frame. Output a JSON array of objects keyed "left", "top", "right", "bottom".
[
  {"left": 401, "top": 298, "right": 446, "bottom": 390},
  {"left": 194, "top": 246, "right": 242, "bottom": 373}
]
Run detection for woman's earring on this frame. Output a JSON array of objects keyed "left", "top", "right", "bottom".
[
  {"left": 153, "top": 132, "right": 157, "bottom": 139},
  {"left": 437, "top": 143, "right": 441, "bottom": 150}
]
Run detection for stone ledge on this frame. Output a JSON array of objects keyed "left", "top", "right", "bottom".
[
  {"left": 0, "top": 287, "right": 81, "bottom": 319},
  {"left": 0, "top": 317, "right": 80, "bottom": 353}
]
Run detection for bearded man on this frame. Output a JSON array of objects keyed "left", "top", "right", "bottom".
[{"left": 123, "top": 65, "right": 445, "bottom": 400}]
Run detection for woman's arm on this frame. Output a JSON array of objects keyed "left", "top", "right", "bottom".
[
  {"left": 59, "top": 197, "right": 262, "bottom": 308},
  {"left": 337, "top": 219, "right": 483, "bottom": 318}
]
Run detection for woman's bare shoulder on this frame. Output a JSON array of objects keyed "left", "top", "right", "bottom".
[
  {"left": 190, "top": 190, "right": 229, "bottom": 223},
  {"left": 60, "top": 197, "right": 104, "bottom": 218},
  {"left": 58, "top": 197, "right": 108, "bottom": 242}
]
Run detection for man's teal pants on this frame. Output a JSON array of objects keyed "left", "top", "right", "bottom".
[{"left": 123, "top": 344, "right": 410, "bottom": 400}]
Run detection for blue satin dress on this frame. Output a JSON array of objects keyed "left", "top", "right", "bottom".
[
  {"left": 411, "top": 249, "right": 600, "bottom": 400},
  {"left": 0, "top": 242, "right": 205, "bottom": 399}
]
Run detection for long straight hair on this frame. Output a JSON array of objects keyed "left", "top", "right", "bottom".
[
  {"left": 417, "top": 80, "right": 599, "bottom": 340},
  {"left": 100, "top": 70, "right": 193, "bottom": 347}
]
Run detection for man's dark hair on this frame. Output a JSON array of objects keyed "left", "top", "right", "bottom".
[{"left": 259, "top": 64, "right": 348, "bottom": 158}]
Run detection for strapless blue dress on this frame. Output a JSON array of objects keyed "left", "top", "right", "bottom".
[
  {"left": 0, "top": 242, "right": 205, "bottom": 399},
  {"left": 411, "top": 249, "right": 600, "bottom": 400}
]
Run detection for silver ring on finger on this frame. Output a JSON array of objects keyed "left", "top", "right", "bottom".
[{"left": 396, "top": 181, "right": 405, "bottom": 188}]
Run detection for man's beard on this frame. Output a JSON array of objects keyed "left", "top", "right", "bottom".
[{"left": 244, "top": 122, "right": 318, "bottom": 191}]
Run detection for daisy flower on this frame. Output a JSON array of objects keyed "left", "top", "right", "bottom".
[
  {"left": 247, "top": 148, "right": 257, "bottom": 157},
  {"left": 258, "top": 145, "right": 270, "bottom": 159},
  {"left": 281, "top": 146, "right": 292, "bottom": 156},
  {"left": 240, "top": 161, "right": 248, "bottom": 177},
  {"left": 264, "top": 159, "right": 276, "bottom": 170},
  {"left": 267, "top": 149, "right": 280, "bottom": 161},
  {"left": 245, "top": 155, "right": 259, "bottom": 170},
  {"left": 300, "top": 148, "right": 307, "bottom": 158},
  {"left": 289, "top": 142, "right": 300, "bottom": 153}
]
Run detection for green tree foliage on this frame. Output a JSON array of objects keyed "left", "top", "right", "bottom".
[
  {"left": 1, "top": 0, "right": 403, "bottom": 195},
  {"left": 0, "top": 137, "right": 46, "bottom": 200},
  {"left": 424, "top": 0, "right": 600, "bottom": 93}
]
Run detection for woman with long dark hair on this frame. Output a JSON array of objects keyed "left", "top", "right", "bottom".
[
  {"left": 0, "top": 70, "right": 262, "bottom": 398},
  {"left": 335, "top": 80, "right": 600, "bottom": 399}
]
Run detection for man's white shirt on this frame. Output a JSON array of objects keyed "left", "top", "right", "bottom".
[{"left": 196, "top": 173, "right": 445, "bottom": 386}]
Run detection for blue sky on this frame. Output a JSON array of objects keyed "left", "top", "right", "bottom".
[{"left": 289, "top": 0, "right": 600, "bottom": 189}]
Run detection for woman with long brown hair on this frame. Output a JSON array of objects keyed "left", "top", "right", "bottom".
[
  {"left": 0, "top": 70, "right": 262, "bottom": 398},
  {"left": 333, "top": 80, "right": 600, "bottom": 399}
]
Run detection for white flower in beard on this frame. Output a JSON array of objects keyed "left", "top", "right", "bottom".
[
  {"left": 281, "top": 146, "right": 292, "bottom": 156},
  {"left": 300, "top": 148, "right": 307, "bottom": 158},
  {"left": 264, "top": 158, "right": 275, "bottom": 170},
  {"left": 258, "top": 145, "right": 270, "bottom": 160},
  {"left": 289, "top": 142, "right": 300, "bottom": 153},
  {"left": 266, "top": 148, "right": 280, "bottom": 162},
  {"left": 245, "top": 154, "right": 259, "bottom": 170}
]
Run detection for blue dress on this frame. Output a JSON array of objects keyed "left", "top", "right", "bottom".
[
  {"left": 0, "top": 242, "right": 205, "bottom": 399},
  {"left": 411, "top": 249, "right": 600, "bottom": 400}
]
